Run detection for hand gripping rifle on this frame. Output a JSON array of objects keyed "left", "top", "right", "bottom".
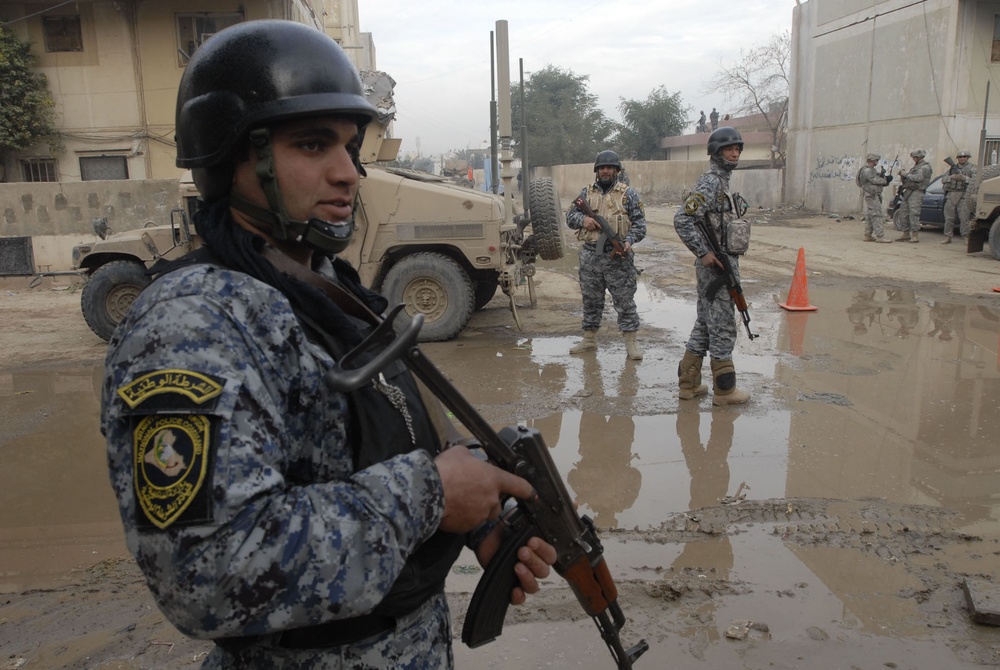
[
  {"left": 573, "top": 196, "right": 630, "bottom": 261},
  {"left": 319, "top": 299, "right": 649, "bottom": 669},
  {"left": 693, "top": 215, "right": 758, "bottom": 341}
]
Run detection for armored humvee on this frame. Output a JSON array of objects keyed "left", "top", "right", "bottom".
[{"left": 72, "top": 73, "right": 564, "bottom": 342}]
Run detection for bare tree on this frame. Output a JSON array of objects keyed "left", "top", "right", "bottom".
[{"left": 706, "top": 32, "right": 789, "bottom": 168}]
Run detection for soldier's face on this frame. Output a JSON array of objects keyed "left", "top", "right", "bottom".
[
  {"left": 958, "top": 156, "right": 969, "bottom": 165},
  {"left": 234, "top": 116, "right": 362, "bottom": 225},
  {"left": 597, "top": 166, "right": 618, "bottom": 184},
  {"left": 721, "top": 145, "right": 742, "bottom": 162}
]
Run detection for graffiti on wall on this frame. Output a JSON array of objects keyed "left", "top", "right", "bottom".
[{"left": 808, "top": 154, "right": 859, "bottom": 183}]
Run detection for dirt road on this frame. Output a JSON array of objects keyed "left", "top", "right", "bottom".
[{"left": 2, "top": 205, "right": 999, "bottom": 669}]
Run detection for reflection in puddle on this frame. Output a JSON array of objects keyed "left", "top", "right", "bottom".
[
  {"left": 3, "top": 286, "right": 999, "bottom": 643},
  {"left": 0, "top": 366, "right": 125, "bottom": 594}
]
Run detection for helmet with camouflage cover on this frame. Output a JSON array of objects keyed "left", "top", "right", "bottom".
[
  {"left": 957, "top": 149, "right": 972, "bottom": 158},
  {"left": 175, "top": 19, "right": 378, "bottom": 253},
  {"left": 910, "top": 148, "right": 926, "bottom": 159},
  {"left": 866, "top": 153, "right": 880, "bottom": 162}
]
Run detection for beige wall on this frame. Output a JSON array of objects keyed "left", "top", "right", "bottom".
[
  {"left": 531, "top": 161, "right": 784, "bottom": 210},
  {"left": 788, "top": 0, "right": 1000, "bottom": 214}
]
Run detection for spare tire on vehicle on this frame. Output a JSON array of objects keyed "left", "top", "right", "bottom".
[{"left": 528, "top": 177, "right": 565, "bottom": 261}]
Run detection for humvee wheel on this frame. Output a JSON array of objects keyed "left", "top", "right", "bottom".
[
  {"left": 81, "top": 260, "right": 150, "bottom": 341},
  {"left": 528, "top": 177, "right": 565, "bottom": 261},
  {"left": 989, "top": 220, "right": 1000, "bottom": 260},
  {"left": 381, "top": 253, "right": 474, "bottom": 342}
]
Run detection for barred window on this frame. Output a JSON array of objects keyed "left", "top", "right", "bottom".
[
  {"left": 20, "top": 158, "right": 59, "bottom": 182},
  {"left": 43, "top": 15, "right": 83, "bottom": 52},
  {"left": 80, "top": 155, "right": 129, "bottom": 181},
  {"left": 993, "top": 15, "right": 1000, "bottom": 62},
  {"left": 176, "top": 13, "right": 244, "bottom": 66}
]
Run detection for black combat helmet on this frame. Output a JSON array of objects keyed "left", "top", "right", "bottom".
[
  {"left": 176, "top": 20, "right": 377, "bottom": 197},
  {"left": 707, "top": 126, "right": 744, "bottom": 171},
  {"left": 707, "top": 127, "right": 744, "bottom": 156},
  {"left": 593, "top": 150, "right": 622, "bottom": 172}
]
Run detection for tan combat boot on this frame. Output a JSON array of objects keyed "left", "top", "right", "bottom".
[
  {"left": 710, "top": 359, "right": 751, "bottom": 406},
  {"left": 910, "top": 231, "right": 919, "bottom": 243},
  {"left": 569, "top": 330, "right": 597, "bottom": 354},
  {"left": 623, "top": 331, "right": 643, "bottom": 360},
  {"left": 677, "top": 350, "right": 708, "bottom": 399},
  {"left": 895, "top": 231, "right": 912, "bottom": 242}
]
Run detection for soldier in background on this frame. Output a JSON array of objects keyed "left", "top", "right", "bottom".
[
  {"left": 895, "top": 148, "right": 934, "bottom": 243},
  {"left": 941, "top": 150, "right": 977, "bottom": 244},
  {"left": 709, "top": 108, "right": 720, "bottom": 131},
  {"left": 674, "top": 127, "right": 752, "bottom": 406},
  {"left": 566, "top": 149, "right": 647, "bottom": 360},
  {"left": 696, "top": 110, "right": 708, "bottom": 133},
  {"left": 855, "top": 153, "right": 893, "bottom": 243}
]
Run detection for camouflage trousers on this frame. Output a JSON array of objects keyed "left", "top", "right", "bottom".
[
  {"left": 896, "top": 189, "right": 925, "bottom": 233},
  {"left": 943, "top": 190, "right": 970, "bottom": 238},
  {"left": 576, "top": 245, "right": 640, "bottom": 332},
  {"left": 202, "top": 592, "right": 453, "bottom": 669},
  {"left": 685, "top": 257, "right": 739, "bottom": 361},
  {"left": 863, "top": 194, "right": 885, "bottom": 238}
]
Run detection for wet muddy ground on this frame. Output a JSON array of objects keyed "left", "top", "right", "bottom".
[{"left": 2, "top": 204, "right": 1000, "bottom": 669}]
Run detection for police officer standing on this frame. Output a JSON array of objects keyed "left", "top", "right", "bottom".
[
  {"left": 941, "top": 149, "right": 977, "bottom": 244},
  {"left": 674, "top": 127, "right": 751, "bottom": 406},
  {"left": 101, "top": 20, "right": 554, "bottom": 668},
  {"left": 566, "top": 150, "right": 647, "bottom": 360},
  {"left": 895, "top": 148, "right": 933, "bottom": 243},
  {"left": 855, "top": 153, "right": 893, "bottom": 243}
]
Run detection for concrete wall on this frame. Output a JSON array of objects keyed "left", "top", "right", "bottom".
[
  {"left": 0, "top": 179, "right": 183, "bottom": 271},
  {"left": 788, "top": 0, "right": 1000, "bottom": 214},
  {"left": 530, "top": 161, "right": 784, "bottom": 210}
]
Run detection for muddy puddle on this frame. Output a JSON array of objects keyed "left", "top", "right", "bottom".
[{"left": 2, "top": 284, "right": 999, "bottom": 666}]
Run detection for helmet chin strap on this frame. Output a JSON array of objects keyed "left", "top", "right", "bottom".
[{"left": 230, "top": 127, "right": 355, "bottom": 255}]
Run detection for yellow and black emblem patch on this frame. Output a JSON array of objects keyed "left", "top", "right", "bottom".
[
  {"left": 684, "top": 192, "right": 707, "bottom": 216},
  {"left": 118, "top": 370, "right": 223, "bottom": 409},
  {"left": 133, "top": 414, "right": 213, "bottom": 529}
]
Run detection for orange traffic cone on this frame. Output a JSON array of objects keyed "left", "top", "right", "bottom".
[{"left": 779, "top": 247, "right": 818, "bottom": 311}]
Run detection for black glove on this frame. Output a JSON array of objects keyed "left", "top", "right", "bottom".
[{"left": 884, "top": 173, "right": 893, "bottom": 185}]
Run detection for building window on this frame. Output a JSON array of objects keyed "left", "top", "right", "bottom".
[
  {"left": 80, "top": 155, "right": 129, "bottom": 181},
  {"left": 43, "top": 16, "right": 83, "bottom": 52},
  {"left": 994, "top": 15, "right": 1000, "bottom": 62},
  {"left": 177, "top": 13, "right": 244, "bottom": 66},
  {"left": 20, "top": 158, "right": 59, "bottom": 182}
]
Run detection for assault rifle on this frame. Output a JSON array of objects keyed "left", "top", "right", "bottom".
[
  {"left": 944, "top": 156, "right": 960, "bottom": 174},
  {"left": 573, "top": 196, "right": 629, "bottom": 260},
  {"left": 693, "top": 217, "right": 758, "bottom": 341},
  {"left": 322, "top": 302, "right": 649, "bottom": 669}
]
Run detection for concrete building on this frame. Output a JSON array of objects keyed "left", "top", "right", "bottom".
[
  {"left": 0, "top": 0, "right": 372, "bottom": 273},
  {"left": 787, "top": 0, "right": 1000, "bottom": 214}
]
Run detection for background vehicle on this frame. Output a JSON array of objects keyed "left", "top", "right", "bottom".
[
  {"left": 887, "top": 175, "right": 946, "bottom": 230},
  {"left": 72, "top": 70, "right": 564, "bottom": 342},
  {"left": 968, "top": 164, "right": 1000, "bottom": 259}
]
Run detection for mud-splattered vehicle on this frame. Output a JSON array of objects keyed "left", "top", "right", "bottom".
[
  {"left": 71, "top": 73, "right": 564, "bottom": 342},
  {"left": 967, "top": 164, "right": 1000, "bottom": 259}
]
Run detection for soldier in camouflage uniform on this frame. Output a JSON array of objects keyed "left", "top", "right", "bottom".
[
  {"left": 855, "top": 153, "right": 893, "bottom": 243},
  {"left": 941, "top": 149, "right": 977, "bottom": 244},
  {"left": 674, "top": 127, "right": 751, "bottom": 406},
  {"left": 895, "top": 148, "right": 934, "bottom": 243},
  {"left": 566, "top": 150, "right": 647, "bottom": 360},
  {"left": 101, "top": 21, "right": 554, "bottom": 669}
]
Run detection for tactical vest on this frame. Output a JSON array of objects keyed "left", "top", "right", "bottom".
[{"left": 576, "top": 181, "right": 631, "bottom": 243}]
